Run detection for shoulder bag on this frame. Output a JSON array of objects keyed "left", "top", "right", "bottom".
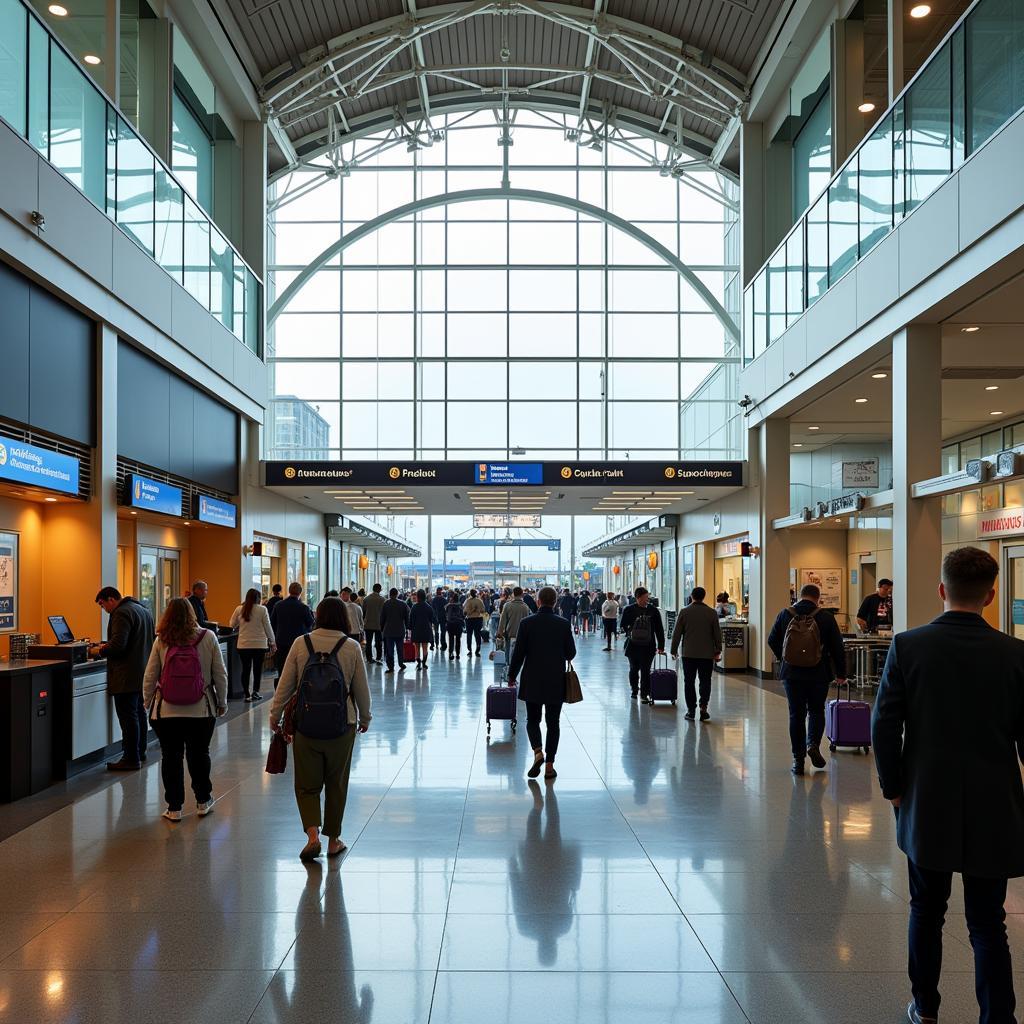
[{"left": 565, "top": 662, "right": 583, "bottom": 704}]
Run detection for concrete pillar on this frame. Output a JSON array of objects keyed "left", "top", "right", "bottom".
[
  {"left": 241, "top": 120, "right": 267, "bottom": 278},
  {"left": 892, "top": 324, "right": 942, "bottom": 631},
  {"left": 103, "top": 0, "right": 120, "bottom": 105},
  {"left": 749, "top": 418, "right": 791, "bottom": 674},
  {"left": 739, "top": 120, "right": 765, "bottom": 288},
  {"left": 98, "top": 324, "right": 119, "bottom": 626},
  {"left": 888, "top": 0, "right": 904, "bottom": 103}
]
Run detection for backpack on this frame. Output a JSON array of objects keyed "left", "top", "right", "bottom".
[
  {"left": 446, "top": 603, "right": 464, "bottom": 625},
  {"left": 630, "top": 613, "right": 653, "bottom": 644},
  {"left": 159, "top": 631, "right": 209, "bottom": 705},
  {"left": 782, "top": 608, "right": 823, "bottom": 668},
  {"left": 294, "top": 635, "right": 351, "bottom": 740}
]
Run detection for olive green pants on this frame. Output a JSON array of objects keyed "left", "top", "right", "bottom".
[{"left": 292, "top": 729, "right": 356, "bottom": 839}]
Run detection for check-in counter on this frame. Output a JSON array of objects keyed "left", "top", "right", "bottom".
[
  {"left": 0, "top": 658, "right": 67, "bottom": 801},
  {"left": 69, "top": 660, "right": 112, "bottom": 762}
]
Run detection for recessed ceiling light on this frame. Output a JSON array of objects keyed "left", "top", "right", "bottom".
[
  {"left": 793, "top": 443, "right": 804, "bottom": 447},
  {"left": 48, "top": 3, "right": 68, "bottom": 15},
  {"left": 909, "top": 3, "right": 931, "bottom": 16},
  {"left": 871, "top": 372, "right": 888, "bottom": 379},
  {"left": 855, "top": 397, "right": 869, "bottom": 403},
  {"left": 44, "top": 496, "right": 58, "bottom": 502},
  {"left": 961, "top": 325, "right": 980, "bottom": 332},
  {"left": 991, "top": 410, "right": 1005, "bottom": 416},
  {"left": 808, "top": 425, "right": 820, "bottom": 431},
  {"left": 986, "top": 385, "right": 1000, "bottom": 391},
  {"left": 130, "top": 510, "right": 137, "bottom": 515},
  {"left": 83, "top": 53, "right": 101, "bottom": 65},
  {"left": 858, "top": 101, "right": 876, "bottom": 113},
  {"left": 183, "top": 522, "right": 191, "bottom": 526}
]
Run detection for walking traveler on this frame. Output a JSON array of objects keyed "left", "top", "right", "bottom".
[
  {"left": 857, "top": 579, "right": 894, "bottom": 632},
  {"left": 188, "top": 580, "right": 213, "bottom": 628},
  {"left": 767, "top": 583, "right": 847, "bottom": 775},
  {"left": 143, "top": 598, "right": 227, "bottom": 821},
  {"left": 507, "top": 587, "right": 576, "bottom": 781},
  {"left": 558, "top": 589, "right": 577, "bottom": 623},
  {"left": 619, "top": 588, "right": 665, "bottom": 703},
  {"left": 362, "top": 583, "right": 385, "bottom": 663},
  {"left": 600, "top": 593, "right": 620, "bottom": 650},
  {"left": 463, "top": 589, "right": 486, "bottom": 656},
  {"left": 445, "top": 593, "right": 465, "bottom": 659},
  {"left": 94, "top": 587, "right": 155, "bottom": 770},
  {"left": 269, "top": 597, "right": 371, "bottom": 861},
  {"left": 497, "top": 587, "right": 531, "bottom": 650},
  {"left": 409, "top": 589, "right": 434, "bottom": 668},
  {"left": 270, "top": 583, "right": 315, "bottom": 685},
  {"left": 229, "top": 588, "right": 276, "bottom": 702},
  {"left": 669, "top": 587, "right": 722, "bottom": 721},
  {"left": 341, "top": 588, "right": 364, "bottom": 641},
  {"left": 265, "top": 584, "right": 284, "bottom": 617},
  {"left": 381, "top": 587, "right": 410, "bottom": 673},
  {"left": 872, "top": 547, "right": 1024, "bottom": 1024},
  {"left": 578, "top": 591, "right": 593, "bottom": 634},
  {"left": 523, "top": 590, "right": 538, "bottom": 612},
  {"left": 431, "top": 587, "right": 447, "bottom": 650}
]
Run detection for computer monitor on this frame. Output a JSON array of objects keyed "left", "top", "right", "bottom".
[{"left": 48, "top": 615, "right": 75, "bottom": 644}]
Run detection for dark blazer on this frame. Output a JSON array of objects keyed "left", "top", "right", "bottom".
[
  {"left": 188, "top": 594, "right": 211, "bottom": 628},
  {"left": 270, "top": 596, "right": 315, "bottom": 654},
  {"left": 381, "top": 598, "right": 411, "bottom": 638},
  {"left": 104, "top": 597, "right": 155, "bottom": 695},
  {"left": 409, "top": 602, "right": 434, "bottom": 643},
  {"left": 523, "top": 593, "right": 538, "bottom": 612},
  {"left": 508, "top": 607, "right": 577, "bottom": 705},
  {"left": 872, "top": 611, "right": 1024, "bottom": 878},
  {"left": 767, "top": 599, "right": 847, "bottom": 683}
]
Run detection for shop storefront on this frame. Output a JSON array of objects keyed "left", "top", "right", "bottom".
[{"left": 714, "top": 536, "right": 749, "bottom": 617}]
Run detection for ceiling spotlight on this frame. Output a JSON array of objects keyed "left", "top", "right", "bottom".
[
  {"left": 986, "top": 385, "right": 1000, "bottom": 391},
  {"left": 793, "top": 443, "right": 804, "bottom": 448},
  {"left": 808, "top": 425, "right": 821, "bottom": 431},
  {"left": 48, "top": 3, "right": 68, "bottom": 14},
  {"left": 991, "top": 410, "right": 1005, "bottom": 416},
  {"left": 961, "top": 325, "right": 980, "bottom": 333},
  {"left": 871, "top": 372, "right": 888, "bottom": 379},
  {"left": 44, "top": 496, "right": 58, "bottom": 502},
  {"left": 909, "top": 3, "right": 931, "bottom": 16},
  {"left": 588, "top": 138, "right": 604, "bottom": 151},
  {"left": 858, "top": 101, "right": 876, "bottom": 113},
  {"left": 83, "top": 53, "right": 101, "bottom": 65},
  {"left": 855, "top": 397, "right": 869, "bottom": 403}
]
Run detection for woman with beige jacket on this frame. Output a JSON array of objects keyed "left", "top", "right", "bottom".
[
  {"left": 143, "top": 598, "right": 228, "bottom": 822},
  {"left": 269, "top": 596, "right": 372, "bottom": 861}
]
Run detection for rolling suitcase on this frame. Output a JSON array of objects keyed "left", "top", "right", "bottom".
[
  {"left": 402, "top": 632, "right": 416, "bottom": 662},
  {"left": 486, "top": 681, "right": 517, "bottom": 734},
  {"left": 649, "top": 654, "right": 678, "bottom": 704},
  {"left": 826, "top": 681, "right": 871, "bottom": 753}
]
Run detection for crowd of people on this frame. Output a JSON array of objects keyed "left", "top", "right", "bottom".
[{"left": 87, "top": 545, "right": 1024, "bottom": 1024}]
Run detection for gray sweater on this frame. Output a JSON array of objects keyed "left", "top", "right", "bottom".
[
  {"left": 670, "top": 601, "right": 723, "bottom": 660},
  {"left": 143, "top": 629, "right": 229, "bottom": 718}
]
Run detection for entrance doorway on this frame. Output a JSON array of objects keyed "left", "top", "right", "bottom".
[
  {"left": 138, "top": 546, "right": 180, "bottom": 620},
  {"left": 1004, "top": 545, "right": 1024, "bottom": 639}
]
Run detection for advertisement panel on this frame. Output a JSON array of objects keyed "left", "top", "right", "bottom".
[
  {"left": 195, "top": 495, "right": 237, "bottom": 528},
  {"left": 0, "top": 436, "right": 79, "bottom": 495},
  {"left": 126, "top": 474, "right": 183, "bottom": 517}
]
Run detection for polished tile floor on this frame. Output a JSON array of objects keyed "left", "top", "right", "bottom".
[{"left": 0, "top": 634, "right": 1017, "bottom": 1023}]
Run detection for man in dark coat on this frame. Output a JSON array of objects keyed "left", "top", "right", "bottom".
[
  {"left": 270, "top": 582, "right": 315, "bottom": 684},
  {"left": 95, "top": 586, "right": 154, "bottom": 770},
  {"left": 872, "top": 546, "right": 1024, "bottom": 1024},
  {"left": 187, "top": 580, "right": 212, "bottom": 628},
  {"left": 767, "top": 582, "right": 847, "bottom": 775},
  {"left": 507, "top": 587, "right": 576, "bottom": 780},
  {"left": 381, "top": 587, "right": 411, "bottom": 673}
]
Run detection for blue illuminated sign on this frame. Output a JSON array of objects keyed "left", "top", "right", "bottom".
[
  {"left": 475, "top": 463, "right": 543, "bottom": 485},
  {"left": 0, "top": 435, "right": 79, "bottom": 495},
  {"left": 195, "top": 495, "right": 237, "bottom": 528},
  {"left": 127, "top": 474, "right": 182, "bottom": 517}
]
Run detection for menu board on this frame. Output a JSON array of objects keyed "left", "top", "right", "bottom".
[
  {"left": 0, "top": 532, "right": 18, "bottom": 632},
  {"left": 800, "top": 568, "right": 844, "bottom": 610}
]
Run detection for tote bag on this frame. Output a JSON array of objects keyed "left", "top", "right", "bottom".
[{"left": 565, "top": 663, "right": 583, "bottom": 704}]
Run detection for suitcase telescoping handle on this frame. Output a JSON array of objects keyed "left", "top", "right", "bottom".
[{"left": 836, "top": 678, "right": 853, "bottom": 703}]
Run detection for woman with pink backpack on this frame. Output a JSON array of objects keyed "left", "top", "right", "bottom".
[{"left": 143, "top": 597, "right": 228, "bottom": 821}]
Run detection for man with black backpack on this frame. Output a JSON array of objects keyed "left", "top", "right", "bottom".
[
  {"left": 619, "top": 587, "right": 666, "bottom": 704},
  {"left": 768, "top": 582, "right": 847, "bottom": 775}
]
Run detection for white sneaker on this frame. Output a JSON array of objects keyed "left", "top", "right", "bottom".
[
  {"left": 197, "top": 798, "right": 215, "bottom": 816},
  {"left": 162, "top": 808, "right": 182, "bottom": 822}
]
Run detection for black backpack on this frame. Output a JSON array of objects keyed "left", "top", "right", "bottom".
[
  {"left": 630, "top": 613, "right": 653, "bottom": 644},
  {"left": 446, "top": 603, "right": 464, "bottom": 625},
  {"left": 294, "top": 635, "right": 351, "bottom": 740}
]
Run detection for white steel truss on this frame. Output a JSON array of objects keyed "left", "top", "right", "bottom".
[{"left": 260, "top": 0, "right": 748, "bottom": 175}]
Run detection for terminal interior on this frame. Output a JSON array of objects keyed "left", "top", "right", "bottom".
[{"left": 0, "top": 0, "right": 1023, "bottom": 1019}]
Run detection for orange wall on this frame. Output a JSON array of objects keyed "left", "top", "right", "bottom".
[
  {"left": 188, "top": 522, "right": 244, "bottom": 624},
  {"left": 0, "top": 496, "right": 45, "bottom": 657}
]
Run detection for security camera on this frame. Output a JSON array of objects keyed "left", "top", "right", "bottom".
[{"left": 737, "top": 394, "right": 754, "bottom": 409}]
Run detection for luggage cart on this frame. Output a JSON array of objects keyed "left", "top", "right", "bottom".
[{"left": 843, "top": 637, "right": 892, "bottom": 691}]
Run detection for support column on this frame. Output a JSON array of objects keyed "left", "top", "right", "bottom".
[
  {"left": 749, "top": 419, "right": 790, "bottom": 675},
  {"left": 739, "top": 121, "right": 765, "bottom": 288},
  {"left": 892, "top": 324, "right": 942, "bottom": 632},
  {"left": 98, "top": 325, "right": 118, "bottom": 628},
  {"left": 103, "top": 0, "right": 120, "bottom": 105},
  {"left": 888, "top": 0, "right": 904, "bottom": 103},
  {"left": 427, "top": 515, "right": 433, "bottom": 591},
  {"left": 241, "top": 121, "right": 268, "bottom": 278}
]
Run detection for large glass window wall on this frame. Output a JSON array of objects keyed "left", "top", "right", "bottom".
[{"left": 267, "top": 110, "right": 740, "bottom": 461}]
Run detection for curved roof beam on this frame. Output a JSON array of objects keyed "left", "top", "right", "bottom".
[{"left": 267, "top": 187, "right": 739, "bottom": 345}]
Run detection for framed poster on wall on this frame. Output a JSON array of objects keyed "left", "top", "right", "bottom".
[
  {"left": 0, "top": 532, "right": 18, "bottom": 632},
  {"left": 800, "top": 568, "right": 843, "bottom": 609}
]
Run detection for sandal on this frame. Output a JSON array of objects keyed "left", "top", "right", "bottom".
[
  {"left": 527, "top": 750, "right": 544, "bottom": 779},
  {"left": 326, "top": 840, "right": 348, "bottom": 858},
  {"left": 544, "top": 766, "right": 558, "bottom": 780},
  {"left": 300, "top": 838, "right": 322, "bottom": 862}
]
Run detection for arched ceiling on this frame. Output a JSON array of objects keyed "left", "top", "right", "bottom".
[{"left": 217, "top": 0, "right": 785, "bottom": 174}]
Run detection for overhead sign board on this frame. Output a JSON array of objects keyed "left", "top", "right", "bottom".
[
  {"left": 473, "top": 514, "right": 542, "bottom": 528},
  {"left": 445, "top": 538, "right": 560, "bottom": 551},
  {"left": 978, "top": 506, "right": 1024, "bottom": 540},
  {"left": 126, "top": 473, "right": 182, "bottom": 517},
  {"left": 194, "top": 495, "right": 237, "bottom": 529},
  {"left": 0, "top": 435, "right": 80, "bottom": 496},
  {"left": 841, "top": 459, "right": 879, "bottom": 489},
  {"left": 265, "top": 460, "right": 743, "bottom": 488}
]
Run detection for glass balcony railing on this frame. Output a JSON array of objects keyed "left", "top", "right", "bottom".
[
  {"left": 0, "top": 0, "right": 262, "bottom": 357},
  {"left": 743, "top": 0, "right": 1024, "bottom": 365}
]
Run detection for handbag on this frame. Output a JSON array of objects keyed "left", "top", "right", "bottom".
[
  {"left": 565, "top": 663, "right": 583, "bottom": 704},
  {"left": 265, "top": 731, "right": 288, "bottom": 774}
]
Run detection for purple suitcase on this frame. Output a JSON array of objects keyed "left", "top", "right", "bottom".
[
  {"left": 486, "top": 682, "right": 518, "bottom": 734},
  {"left": 649, "top": 656, "right": 678, "bottom": 704},
  {"left": 826, "top": 682, "right": 871, "bottom": 753}
]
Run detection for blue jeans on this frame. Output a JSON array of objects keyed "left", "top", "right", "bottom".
[
  {"left": 782, "top": 679, "right": 829, "bottom": 758},
  {"left": 908, "top": 857, "right": 1015, "bottom": 1023},
  {"left": 113, "top": 690, "right": 148, "bottom": 764},
  {"left": 384, "top": 635, "right": 405, "bottom": 669}
]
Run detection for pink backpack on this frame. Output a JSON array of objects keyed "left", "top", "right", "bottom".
[{"left": 159, "top": 631, "right": 209, "bottom": 705}]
